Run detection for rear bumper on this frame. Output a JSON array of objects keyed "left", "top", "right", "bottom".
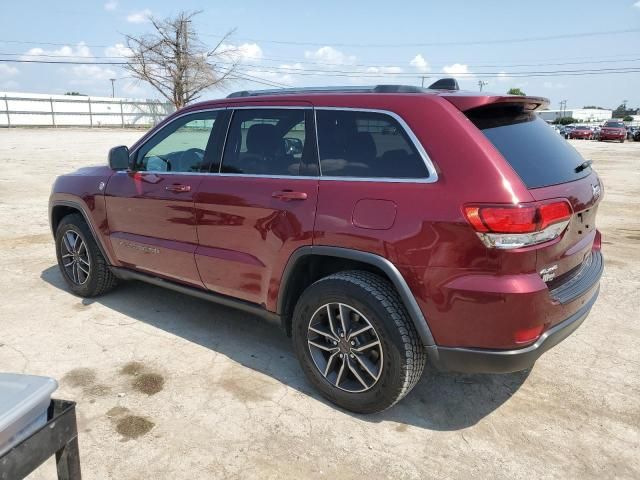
[{"left": 426, "top": 285, "right": 599, "bottom": 373}]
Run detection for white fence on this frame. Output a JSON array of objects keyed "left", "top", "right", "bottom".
[{"left": 0, "top": 92, "right": 175, "bottom": 128}]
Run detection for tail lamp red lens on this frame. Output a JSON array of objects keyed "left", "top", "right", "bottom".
[
  {"left": 464, "top": 201, "right": 571, "bottom": 234},
  {"left": 464, "top": 201, "right": 572, "bottom": 249}
]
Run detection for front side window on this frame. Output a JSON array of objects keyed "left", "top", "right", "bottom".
[
  {"left": 221, "top": 109, "right": 312, "bottom": 176},
  {"left": 315, "top": 110, "right": 428, "bottom": 178},
  {"left": 135, "top": 111, "right": 220, "bottom": 173}
]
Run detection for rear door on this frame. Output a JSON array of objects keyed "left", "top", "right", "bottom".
[
  {"left": 105, "top": 109, "right": 228, "bottom": 286},
  {"left": 194, "top": 106, "right": 319, "bottom": 307}
]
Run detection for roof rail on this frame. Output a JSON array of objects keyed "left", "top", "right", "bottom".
[{"left": 226, "top": 79, "right": 459, "bottom": 98}]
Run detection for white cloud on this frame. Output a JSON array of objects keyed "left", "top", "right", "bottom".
[
  {"left": 0, "top": 79, "right": 19, "bottom": 90},
  {"left": 634, "top": 0, "right": 640, "bottom": 8},
  {"left": 543, "top": 81, "right": 567, "bottom": 89},
  {"left": 442, "top": 63, "right": 473, "bottom": 78},
  {"left": 70, "top": 65, "right": 117, "bottom": 83},
  {"left": 304, "top": 46, "right": 356, "bottom": 66},
  {"left": 0, "top": 64, "right": 19, "bottom": 76},
  {"left": 410, "top": 54, "right": 430, "bottom": 73},
  {"left": 104, "top": 0, "right": 118, "bottom": 11},
  {"left": 126, "top": 9, "right": 152, "bottom": 23},
  {"left": 365, "top": 66, "right": 403, "bottom": 75},
  {"left": 104, "top": 43, "right": 132, "bottom": 58},
  {"left": 22, "top": 43, "right": 92, "bottom": 61},
  {"left": 497, "top": 71, "right": 511, "bottom": 83},
  {"left": 219, "top": 42, "right": 263, "bottom": 63}
]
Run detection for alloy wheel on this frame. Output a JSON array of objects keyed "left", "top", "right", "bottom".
[
  {"left": 60, "top": 230, "right": 91, "bottom": 285},
  {"left": 307, "top": 303, "right": 383, "bottom": 393}
]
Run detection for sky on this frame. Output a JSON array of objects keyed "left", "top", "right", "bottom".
[{"left": 0, "top": 0, "right": 639, "bottom": 110}]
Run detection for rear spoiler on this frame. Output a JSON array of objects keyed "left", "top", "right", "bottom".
[{"left": 439, "top": 93, "right": 550, "bottom": 113}]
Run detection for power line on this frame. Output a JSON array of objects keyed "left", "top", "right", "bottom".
[
  {"left": 1, "top": 26, "right": 639, "bottom": 52},
  {"left": 199, "top": 27, "right": 640, "bottom": 48},
  {"left": 4, "top": 51, "right": 640, "bottom": 70},
  {"left": 2, "top": 58, "right": 640, "bottom": 79}
]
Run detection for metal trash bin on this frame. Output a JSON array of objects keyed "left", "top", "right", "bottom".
[{"left": 0, "top": 374, "right": 80, "bottom": 480}]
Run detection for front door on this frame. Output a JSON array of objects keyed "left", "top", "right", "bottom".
[
  {"left": 105, "top": 109, "right": 228, "bottom": 287},
  {"left": 194, "top": 107, "right": 318, "bottom": 307}
]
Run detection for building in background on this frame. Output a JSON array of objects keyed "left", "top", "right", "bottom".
[{"left": 537, "top": 108, "right": 613, "bottom": 123}]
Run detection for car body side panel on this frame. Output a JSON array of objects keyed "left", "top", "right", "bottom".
[
  {"left": 194, "top": 176, "right": 318, "bottom": 308},
  {"left": 103, "top": 171, "right": 205, "bottom": 287}
]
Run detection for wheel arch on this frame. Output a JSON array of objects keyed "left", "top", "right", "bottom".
[
  {"left": 49, "top": 200, "right": 113, "bottom": 265},
  {"left": 278, "top": 246, "right": 435, "bottom": 346}
]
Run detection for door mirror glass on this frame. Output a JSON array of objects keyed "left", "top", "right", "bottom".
[
  {"left": 108, "top": 145, "right": 130, "bottom": 170},
  {"left": 284, "top": 137, "right": 303, "bottom": 155}
]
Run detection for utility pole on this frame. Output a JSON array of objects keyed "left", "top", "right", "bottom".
[
  {"left": 559, "top": 99, "right": 567, "bottom": 119},
  {"left": 110, "top": 78, "right": 116, "bottom": 98},
  {"left": 478, "top": 80, "right": 488, "bottom": 91},
  {"left": 420, "top": 76, "right": 428, "bottom": 87}
]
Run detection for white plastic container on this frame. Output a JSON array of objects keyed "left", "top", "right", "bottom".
[{"left": 0, "top": 373, "right": 58, "bottom": 456}]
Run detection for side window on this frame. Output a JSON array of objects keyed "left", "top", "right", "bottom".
[
  {"left": 315, "top": 110, "right": 429, "bottom": 178},
  {"left": 135, "top": 111, "right": 219, "bottom": 173},
  {"left": 221, "top": 109, "right": 311, "bottom": 176}
]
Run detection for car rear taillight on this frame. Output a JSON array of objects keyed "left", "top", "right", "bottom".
[{"left": 464, "top": 201, "right": 572, "bottom": 249}]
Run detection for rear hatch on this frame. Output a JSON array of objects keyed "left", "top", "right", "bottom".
[{"left": 449, "top": 96, "right": 602, "bottom": 289}]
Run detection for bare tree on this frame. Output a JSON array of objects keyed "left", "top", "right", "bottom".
[{"left": 125, "top": 11, "right": 239, "bottom": 109}]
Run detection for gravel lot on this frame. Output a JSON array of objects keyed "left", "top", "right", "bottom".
[{"left": 0, "top": 129, "right": 638, "bottom": 480}]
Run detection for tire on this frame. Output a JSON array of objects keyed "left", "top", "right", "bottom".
[
  {"left": 292, "top": 271, "right": 426, "bottom": 413},
  {"left": 55, "top": 213, "right": 117, "bottom": 297}
]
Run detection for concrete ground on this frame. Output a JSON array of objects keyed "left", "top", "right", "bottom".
[{"left": 0, "top": 129, "right": 638, "bottom": 479}]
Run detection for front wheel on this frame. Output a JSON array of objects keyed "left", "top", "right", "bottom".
[
  {"left": 292, "top": 271, "right": 426, "bottom": 413},
  {"left": 55, "top": 213, "right": 117, "bottom": 297}
]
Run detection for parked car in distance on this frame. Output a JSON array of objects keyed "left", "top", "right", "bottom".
[
  {"left": 49, "top": 81, "right": 604, "bottom": 413},
  {"left": 599, "top": 120, "right": 626, "bottom": 142},
  {"left": 562, "top": 125, "right": 576, "bottom": 139},
  {"left": 633, "top": 128, "right": 640, "bottom": 141},
  {"left": 626, "top": 126, "right": 638, "bottom": 140},
  {"left": 568, "top": 125, "right": 593, "bottom": 140}
]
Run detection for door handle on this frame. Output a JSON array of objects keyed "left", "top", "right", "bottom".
[
  {"left": 165, "top": 184, "right": 191, "bottom": 193},
  {"left": 272, "top": 190, "right": 308, "bottom": 201}
]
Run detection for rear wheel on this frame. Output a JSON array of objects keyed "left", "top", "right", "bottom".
[
  {"left": 292, "top": 271, "right": 426, "bottom": 413},
  {"left": 55, "top": 213, "right": 117, "bottom": 297}
]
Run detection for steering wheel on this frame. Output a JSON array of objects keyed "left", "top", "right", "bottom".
[{"left": 177, "top": 148, "right": 206, "bottom": 171}]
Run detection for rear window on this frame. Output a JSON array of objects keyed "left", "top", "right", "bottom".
[
  {"left": 467, "top": 105, "right": 591, "bottom": 188},
  {"left": 604, "top": 121, "right": 624, "bottom": 128}
]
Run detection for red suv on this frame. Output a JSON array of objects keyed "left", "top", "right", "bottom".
[
  {"left": 598, "top": 120, "right": 626, "bottom": 142},
  {"left": 49, "top": 80, "right": 604, "bottom": 413}
]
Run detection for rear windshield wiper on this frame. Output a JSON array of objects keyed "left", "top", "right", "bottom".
[{"left": 575, "top": 160, "right": 592, "bottom": 173}]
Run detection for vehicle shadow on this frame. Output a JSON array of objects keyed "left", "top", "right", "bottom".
[{"left": 41, "top": 265, "right": 529, "bottom": 431}]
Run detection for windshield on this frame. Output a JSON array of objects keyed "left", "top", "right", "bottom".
[
  {"left": 604, "top": 122, "right": 624, "bottom": 128},
  {"left": 466, "top": 105, "right": 592, "bottom": 188}
]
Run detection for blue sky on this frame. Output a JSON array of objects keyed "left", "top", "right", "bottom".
[{"left": 1, "top": 0, "right": 639, "bottom": 109}]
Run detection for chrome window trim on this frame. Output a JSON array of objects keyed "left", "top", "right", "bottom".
[
  {"left": 314, "top": 107, "right": 438, "bottom": 183},
  {"left": 124, "top": 105, "right": 439, "bottom": 184}
]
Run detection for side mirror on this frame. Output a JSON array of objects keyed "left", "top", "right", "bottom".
[
  {"left": 284, "top": 137, "right": 303, "bottom": 155},
  {"left": 108, "top": 145, "right": 130, "bottom": 170}
]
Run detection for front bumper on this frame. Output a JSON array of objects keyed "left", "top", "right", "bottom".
[{"left": 426, "top": 284, "right": 600, "bottom": 374}]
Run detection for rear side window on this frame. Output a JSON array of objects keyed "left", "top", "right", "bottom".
[
  {"left": 221, "top": 108, "right": 313, "bottom": 176},
  {"left": 315, "top": 110, "right": 428, "bottom": 178},
  {"left": 467, "top": 106, "right": 591, "bottom": 188}
]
